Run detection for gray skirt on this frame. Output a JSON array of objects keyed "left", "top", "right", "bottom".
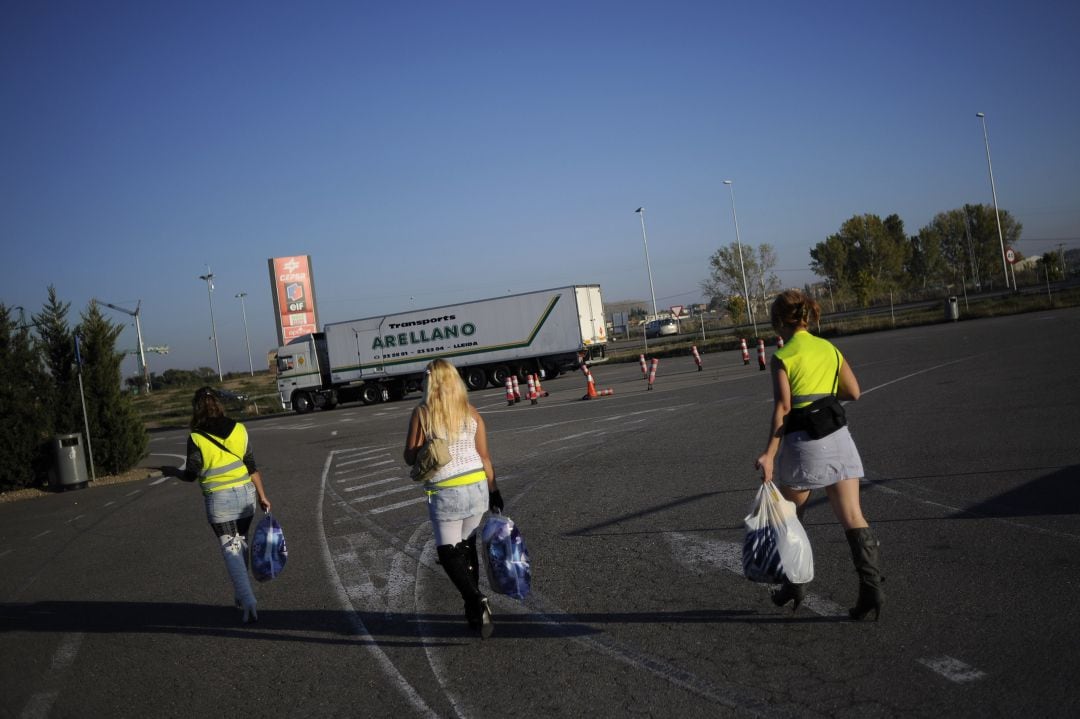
[{"left": 776, "top": 426, "right": 864, "bottom": 490}]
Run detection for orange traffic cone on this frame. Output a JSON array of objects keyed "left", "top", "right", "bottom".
[{"left": 582, "top": 367, "right": 598, "bottom": 400}]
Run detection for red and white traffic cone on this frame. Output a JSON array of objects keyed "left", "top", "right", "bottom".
[
  {"left": 691, "top": 345, "right": 702, "bottom": 371},
  {"left": 511, "top": 375, "right": 521, "bottom": 403},
  {"left": 741, "top": 338, "right": 750, "bottom": 366},
  {"left": 582, "top": 366, "right": 598, "bottom": 400},
  {"left": 639, "top": 353, "right": 648, "bottom": 380},
  {"left": 534, "top": 373, "right": 549, "bottom": 398},
  {"left": 757, "top": 339, "right": 767, "bottom": 371},
  {"left": 527, "top": 374, "right": 538, "bottom": 405},
  {"left": 505, "top": 377, "right": 515, "bottom": 406},
  {"left": 776, "top": 336, "right": 785, "bottom": 349},
  {"left": 648, "top": 358, "right": 659, "bottom": 390},
  {"left": 597, "top": 388, "right": 614, "bottom": 396}
]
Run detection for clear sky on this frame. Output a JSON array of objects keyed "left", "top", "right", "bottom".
[{"left": 3, "top": 1, "right": 1078, "bottom": 376}]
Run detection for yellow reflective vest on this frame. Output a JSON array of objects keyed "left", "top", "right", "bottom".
[
  {"left": 191, "top": 424, "right": 251, "bottom": 494},
  {"left": 774, "top": 330, "right": 844, "bottom": 409}
]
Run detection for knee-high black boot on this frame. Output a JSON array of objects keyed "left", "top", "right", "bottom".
[
  {"left": 846, "top": 527, "right": 885, "bottom": 621},
  {"left": 436, "top": 542, "right": 493, "bottom": 638}
]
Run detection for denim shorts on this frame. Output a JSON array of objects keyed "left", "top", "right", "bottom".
[
  {"left": 427, "top": 480, "right": 487, "bottom": 522},
  {"left": 204, "top": 482, "right": 256, "bottom": 524}
]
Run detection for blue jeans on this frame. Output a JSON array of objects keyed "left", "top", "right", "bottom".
[{"left": 204, "top": 482, "right": 256, "bottom": 526}]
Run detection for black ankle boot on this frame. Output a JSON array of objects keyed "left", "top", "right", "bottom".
[
  {"left": 845, "top": 527, "right": 885, "bottom": 621},
  {"left": 770, "top": 579, "right": 807, "bottom": 612},
  {"left": 436, "top": 542, "right": 494, "bottom": 638}
]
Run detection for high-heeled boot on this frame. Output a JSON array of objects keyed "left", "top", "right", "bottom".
[
  {"left": 221, "top": 533, "right": 257, "bottom": 623},
  {"left": 846, "top": 527, "right": 885, "bottom": 621},
  {"left": 436, "top": 542, "right": 493, "bottom": 638},
  {"left": 770, "top": 579, "right": 807, "bottom": 612}
]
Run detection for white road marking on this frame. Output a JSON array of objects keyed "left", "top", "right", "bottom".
[
  {"left": 19, "top": 691, "right": 58, "bottom": 719},
  {"left": 316, "top": 450, "right": 440, "bottom": 718},
  {"left": 51, "top": 633, "right": 84, "bottom": 671},
  {"left": 369, "top": 497, "right": 427, "bottom": 514},
  {"left": 342, "top": 477, "right": 399, "bottom": 492},
  {"left": 349, "top": 485, "right": 414, "bottom": 504},
  {"left": 149, "top": 477, "right": 168, "bottom": 486},
  {"left": 917, "top": 656, "right": 987, "bottom": 683},
  {"left": 31, "top": 530, "right": 52, "bottom": 541}
]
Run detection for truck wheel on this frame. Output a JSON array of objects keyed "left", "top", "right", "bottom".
[
  {"left": 360, "top": 383, "right": 382, "bottom": 405},
  {"left": 463, "top": 367, "right": 487, "bottom": 391},
  {"left": 292, "top": 391, "right": 314, "bottom": 414},
  {"left": 324, "top": 392, "right": 338, "bottom": 410},
  {"left": 542, "top": 360, "right": 561, "bottom": 380},
  {"left": 488, "top": 365, "right": 511, "bottom": 388}
]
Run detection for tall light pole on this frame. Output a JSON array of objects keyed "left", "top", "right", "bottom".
[
  {"left": 634, "top": 207, "right": 659, "bottom": 321},
  {"left": 976, "top": 112, "right": 1011, "bottom": 290},
  {"left": 722, "top": 180, "right": 757, "bottom": 337},
  {"left": 235, "top": 292, "right": 254, "bottom": 376},
  {"left": 199, "top": 266, "right": 223, "bottom": 381}
]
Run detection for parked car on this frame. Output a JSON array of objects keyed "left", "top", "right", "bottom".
[{"left": 644, "top": 318, "right": 679, "bottom": 338}]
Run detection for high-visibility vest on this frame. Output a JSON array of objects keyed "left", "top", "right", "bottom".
[
  {"left": 191, "top": 424, "right": 251, "bottom": 494},
  {"left": 774, "top": 330, "right": 843, "bottom": 409}
]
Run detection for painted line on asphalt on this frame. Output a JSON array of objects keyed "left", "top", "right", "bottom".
[
  {"left": 51, "top": 633, "right": 84, "bottom": 671},
  {"left": 19, "top": 691, "right": 57, "bottom": 719},
  {"left": 149, "top": 477, "right": 168, "bottom": 486},
  {"left": 349, "top": 485, "right": 414, "bottom": 504},
  {"left": 369, "top": 497, "right": 427, "bottom": 514},
  {"left": 917, "top": 656, "right": 987, "bottom": 683},
  {"left": 317, "top": 450, "right": 440, "bottom": 719},
  {"left": 31, "top": 530, "right": 52, "bottom": 541},
  {"left": 342, "top": 477, "right": 399, "bottom": 492}
]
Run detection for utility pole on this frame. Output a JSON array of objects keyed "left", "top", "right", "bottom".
[
  {"left": 235, "top": 292, "right": 254, "bottom": 376},
  {"left": 199, "top": 267, "right": 223, "bottom": 382}
]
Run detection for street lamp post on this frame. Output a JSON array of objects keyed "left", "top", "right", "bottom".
[
  {"left": 722, "top": 180, "right": 757, "bottom": 337},
  {"left": 976, "top": 112, "right": 1011, "bottom": 290},
  {"left": 235, "top": 292, "right": 254, "bottom": 376},
  {"left": 199, "top": 266, "right": 223, "bottom": 381},
  {"left": 634, "top": 207, "right": 659, "bottom": 322}
]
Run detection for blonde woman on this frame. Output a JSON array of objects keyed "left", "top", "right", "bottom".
[
  {"left": 754, "top": 290, "right": 885, "bottom": 621},
  {"left": 404, "top": 359, "right": 502, "bottom": 637}
]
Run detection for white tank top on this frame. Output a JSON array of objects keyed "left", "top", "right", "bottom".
[{"left": 429, "top": 416, "right": 484, "bottom": 482}]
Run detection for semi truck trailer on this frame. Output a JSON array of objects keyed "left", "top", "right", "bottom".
[{"left": 275, "top": 285, "right": 607, "bottom": 413}]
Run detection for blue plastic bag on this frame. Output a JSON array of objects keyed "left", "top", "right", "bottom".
[
  {"left": 251, "top": 512, "right": 288, "bottom": 582},
  {"left": 482, "top": 514, "right": 531, "bottom": 599},
  {"left": 742, "top": 483, "right": 813, "bottom": 584}
]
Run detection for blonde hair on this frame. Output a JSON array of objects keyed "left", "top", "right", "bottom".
[
  {"left": 770, "top": 289, "right": 821, "bottom": 331},
  {"left": 419, "top": 359, "right": 470, "bottom": 441}
]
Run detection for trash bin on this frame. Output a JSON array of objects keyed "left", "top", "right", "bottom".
[
  {"left": 52, "top": 433, "right": 89, "bottom": 490},
  {"left": 945, "top": 296, "right": 960, "bottom": 322}
]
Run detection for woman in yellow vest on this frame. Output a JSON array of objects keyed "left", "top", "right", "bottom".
[
  {"left": 754, "top": 290, "right": 885, "bottom": 620},
  {"left": 183, "top": 387, "right": 271, "bottom": 623},
  {"left": 404, "top": 359, "right": 502, "bottom": 637}
]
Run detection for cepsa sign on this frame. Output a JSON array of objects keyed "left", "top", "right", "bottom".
[{"left": 268, "top": 255, "right": 320, "bottom": 345}]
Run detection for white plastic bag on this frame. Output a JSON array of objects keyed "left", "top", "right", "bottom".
[
  {"left": 481, "top": 514, "right": 532, "bottom": 599},
  {"left": 251, "top": 512, "right": 288, "bottom": 582},
  {"left": 742, "top": 483, "right": 814, "bottom": 584}
]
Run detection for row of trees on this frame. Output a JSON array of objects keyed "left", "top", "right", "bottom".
[
  {"left": 702, "top": 203, "right": 1055, "bottom": 315},
  {"left": 0, "top": 288, "right": 147, "bottom": 492}
]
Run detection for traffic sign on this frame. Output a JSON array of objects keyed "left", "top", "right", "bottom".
[
  {"left": 670, "top": 305, "right": 684, "bottom": 317},
  {"left": 1006, "top": 247, "right": 1017, "bottom": 264}
]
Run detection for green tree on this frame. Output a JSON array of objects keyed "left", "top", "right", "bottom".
[
  {"left": 702, "top": 242, "right": 780, "bottom": 323},
  {"left": 33, "top": 286, "right": 81, "bottom": 435},
  {"left": 76, "top": 301, "right": 148, "bottom": 474},
  {"left": 913, "top": 204, "right": 1022, "bottom": 292},
  {"left": 0, "top": 305, "right": 53, "bottom": 490},
  {"left": 810, "top": 214, "right": 911, "bottom": 306}
]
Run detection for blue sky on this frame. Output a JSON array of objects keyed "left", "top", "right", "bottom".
[{"left": 3, "top": 1, "right": 1078, "bottom": 375}]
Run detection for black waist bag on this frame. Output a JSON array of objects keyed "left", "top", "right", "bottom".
[{"left": 785, "top": 395, "right": 846, "bottom": 439}]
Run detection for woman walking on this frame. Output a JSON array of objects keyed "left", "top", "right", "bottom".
[
  {"left": 182, "top": 387, "right": 271, "bottom": 623},
  {"left": 754, "top": 290, "right": 885, "bottom": 620},
  {"left": 404, "top": 359, "right": 503, "bottom": 638}
]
